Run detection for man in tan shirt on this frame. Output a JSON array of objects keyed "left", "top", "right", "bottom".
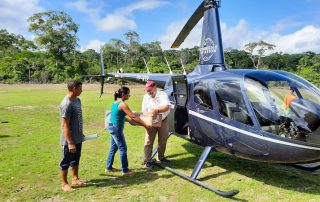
[{"left": 142, "top": 80, "right": 170, "bottom": 168}]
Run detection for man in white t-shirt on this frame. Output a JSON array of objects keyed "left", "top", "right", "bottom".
[{"left": 142, "top": 80, "right": 170, "bottom": 168}]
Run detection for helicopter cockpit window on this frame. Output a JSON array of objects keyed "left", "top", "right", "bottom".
[
  {"left": 244, "top": 75, "right": 320, "bottom": 145},
  {"left": 214, "top": 80, "right": 253, "bottom": 126},
  {"left": 193, "top": 81, "right": 213, "bottom": 109}
]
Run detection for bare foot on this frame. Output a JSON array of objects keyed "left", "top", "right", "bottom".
[
  {"left": 71, "top": 179, "right": 87, "bottom": 187},
  {"left": 62, "top": 184, "right": 74, "bottom": 192}
]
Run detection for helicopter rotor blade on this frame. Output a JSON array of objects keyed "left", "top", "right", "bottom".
[
  {"left": 99, "top": 77, "right": 105, "bottom": 98},
  {"left": 99, "top": 46, "right": 105, "bottom": 98},
  {"left": 171, "top": 1, "right": 205, "bottom": 48}
]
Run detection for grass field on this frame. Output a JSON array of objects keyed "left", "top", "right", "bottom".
[{"left": 1, "top": 84, "right": 320, "bottom": 202}]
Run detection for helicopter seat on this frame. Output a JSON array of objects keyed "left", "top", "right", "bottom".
[{"left": 226, "top": 103, "right": 247, "bottom": 123}]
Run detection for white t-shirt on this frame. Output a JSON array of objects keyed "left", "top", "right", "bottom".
[{"left": 142, "top": 90, "right": 170, "bottom": 120}]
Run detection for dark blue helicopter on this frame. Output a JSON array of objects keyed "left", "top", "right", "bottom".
[{"left": 94, "top": 0, "right": 320, "bottom": 197}]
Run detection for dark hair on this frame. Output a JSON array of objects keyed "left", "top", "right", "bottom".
[
  {"left": 114, "top": 86, "right": 130, "bottom": 100},
  {"left": 67, "top": 80, "right": 82, "bottom": 91}
]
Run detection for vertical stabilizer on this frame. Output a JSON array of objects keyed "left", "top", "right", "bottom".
[
  {"left": 199, "top": 1, "right": 226, "bottom": 71},
  {"left": 171, "top": 0, "right": 227, "bottom": 73}
]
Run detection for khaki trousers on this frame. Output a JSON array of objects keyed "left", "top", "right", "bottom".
[{"left": 144, "top": 118, "right": 169, "bottom": 163}]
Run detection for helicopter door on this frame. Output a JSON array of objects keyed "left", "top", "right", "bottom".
[
  {"left": 172, "top": 75, "right": 188, "bottom": 107},
  {"left": 188, "top": 80, "right": 220, "bottom": 145},
  {"left": 171, "top": 75, "right": 189, "bottom": 135},
  {"left": 213, "top": 79, "right": 268, "bottom": 157}
]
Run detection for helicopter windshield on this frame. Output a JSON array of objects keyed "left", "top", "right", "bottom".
[{"left": 244, "top": 72, "right": 320, "bottom": 145}]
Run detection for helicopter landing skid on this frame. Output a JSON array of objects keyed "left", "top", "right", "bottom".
[
  {"left": 292, "top": 163, "right": 320, "bottom": 171},
  {"left": 152, "top": 145, "right": 239, "bottom": 198}
]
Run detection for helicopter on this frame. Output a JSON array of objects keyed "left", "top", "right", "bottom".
[{"left": 91, "top": 0, "right": 320, "bottom": 198}]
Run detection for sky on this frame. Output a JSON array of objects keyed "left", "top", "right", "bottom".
[{"left": 1, "top": 0, "right": 320, "bottom": 54}]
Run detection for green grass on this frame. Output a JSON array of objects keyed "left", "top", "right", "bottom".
[{"left": 1, "top": 84, "right": 320, "bottom": 201}]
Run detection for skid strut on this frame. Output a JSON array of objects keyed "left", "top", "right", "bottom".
[{"left": 151, "top": 136, "right": 239, "bottom": 198}]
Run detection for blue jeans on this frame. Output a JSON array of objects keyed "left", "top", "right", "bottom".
[{"left": 106, "top": 125, "right": 129, "bottom": 173}]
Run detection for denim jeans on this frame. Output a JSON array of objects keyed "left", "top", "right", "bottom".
[{"left": 106, "top": 125, "right": 129, "bottom": 173}]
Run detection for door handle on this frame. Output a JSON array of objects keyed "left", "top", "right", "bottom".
[{"left": 197, "top": 108, "right": 206, "bottom": 114}]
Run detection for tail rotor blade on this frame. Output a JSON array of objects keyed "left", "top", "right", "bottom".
[{"left": 171, "top": 1, "right": 205, "bottom": 48}]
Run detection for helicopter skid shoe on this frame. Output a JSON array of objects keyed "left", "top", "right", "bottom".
[
  {"left": 292, "top": 163, "right": 320, "bottom": 171},
  {"left": 153, "top": 146, "right": 239, "bottom": 198}
]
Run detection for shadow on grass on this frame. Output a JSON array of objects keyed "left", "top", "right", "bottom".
[
  {"left": 0, "top": 135, "right": 10, "bottom": 138},
  {"left": 166, "top": 140, "right": 320, "bottom": 196},
  {"left": 86, "top": 169, "right": 173, "bottom": 189}
]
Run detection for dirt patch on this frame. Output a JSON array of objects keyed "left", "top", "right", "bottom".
[
  {"left": 5, "top": 106, "right": 36, "bottom": 110},
  {"left": 40, "top": 195, "right": 67, "bottom": 202},
  {"left": 47, "top": 105, "right": 59, "bottom": 110}
]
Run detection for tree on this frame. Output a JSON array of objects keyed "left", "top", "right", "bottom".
[
  {"left": 124, "top": 31, "right": 141, "bottom": 65},
  {"left": 296, "top": 53, "right": 320, "bottom": 86},
  {"left": 147, "top": 56, "right": 167, "bottom": 73},
  {"left": 0, "top": 29, "right": 36, "bottom": 56},
  {"left": 143, "top": 41, "right": 163, "bottom": 58},
  {"left": 224, "top": 49, "right": 253, "bottom": 69},
  {"left": 245, "top": 40, "right": 275, "bottom": 69},
  {"left": 28, "top": 11, "right": 79, "bottom": 82},
  {"left": 0, "top": 29, "right": 17, "bottom": 55},
  {"left": 110, "top": 38, "right": 125, "bottom": 66},
  {"left": 28, "top": 11, "right": 79, "bottom": 63},
  {"left": 81, "top": 49, "right": 100, "bottom": 77},
  {"left": 262, "top": 52, "right": 285, "bottom": 70},
  {"left": 124, "top": 31, "right": 140, "bottom": 44}
]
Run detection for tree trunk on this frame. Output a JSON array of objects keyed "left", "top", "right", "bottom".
[{"left": 257, "top": 55, "right": 262, "bottom": 69}]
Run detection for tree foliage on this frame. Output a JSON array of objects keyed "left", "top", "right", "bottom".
[
  {"left": 245, "top": 40, "right": 276, "bottom": 69},
  {"left": 28, "top": 11, "right": 79, "bottom": 62},
  {"left": 0, "top": 12, "right": 319, "bottom": 87},
  {"left": 27, "top": 11, "right": 79, "bottom": 82}
]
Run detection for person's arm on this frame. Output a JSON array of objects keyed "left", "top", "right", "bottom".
[
  {"left": 119, "top": 102, "right": 151, "bottom": 128},
  {"left": 61, "top": 117, "right": 76, "bottom": 153},
  {"left": 150, "top": 105, "right": 170, "bottom": 115},
  {"left": 125, "top": 116, "right": 136, "bottom": 125},
  {"left": 150, "top": 92, "right": 170, "bottom": 115}
]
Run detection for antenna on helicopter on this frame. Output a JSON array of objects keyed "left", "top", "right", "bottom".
[
  {"left": 180, "top": 59, "right": 187, "bottom": 75},
  {"left": 143, "top": 58, "right": 150, "bottom": 74},
  {"left": 164, "top": 55, "right": 173, "bottom": 74}
]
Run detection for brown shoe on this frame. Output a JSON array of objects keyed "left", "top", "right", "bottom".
[
  {"left": 122, "top": 170, "right": 135, "bottom": 176},
  {"left": 105, "top": 168, "right": 121, "bottom": 173}
]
